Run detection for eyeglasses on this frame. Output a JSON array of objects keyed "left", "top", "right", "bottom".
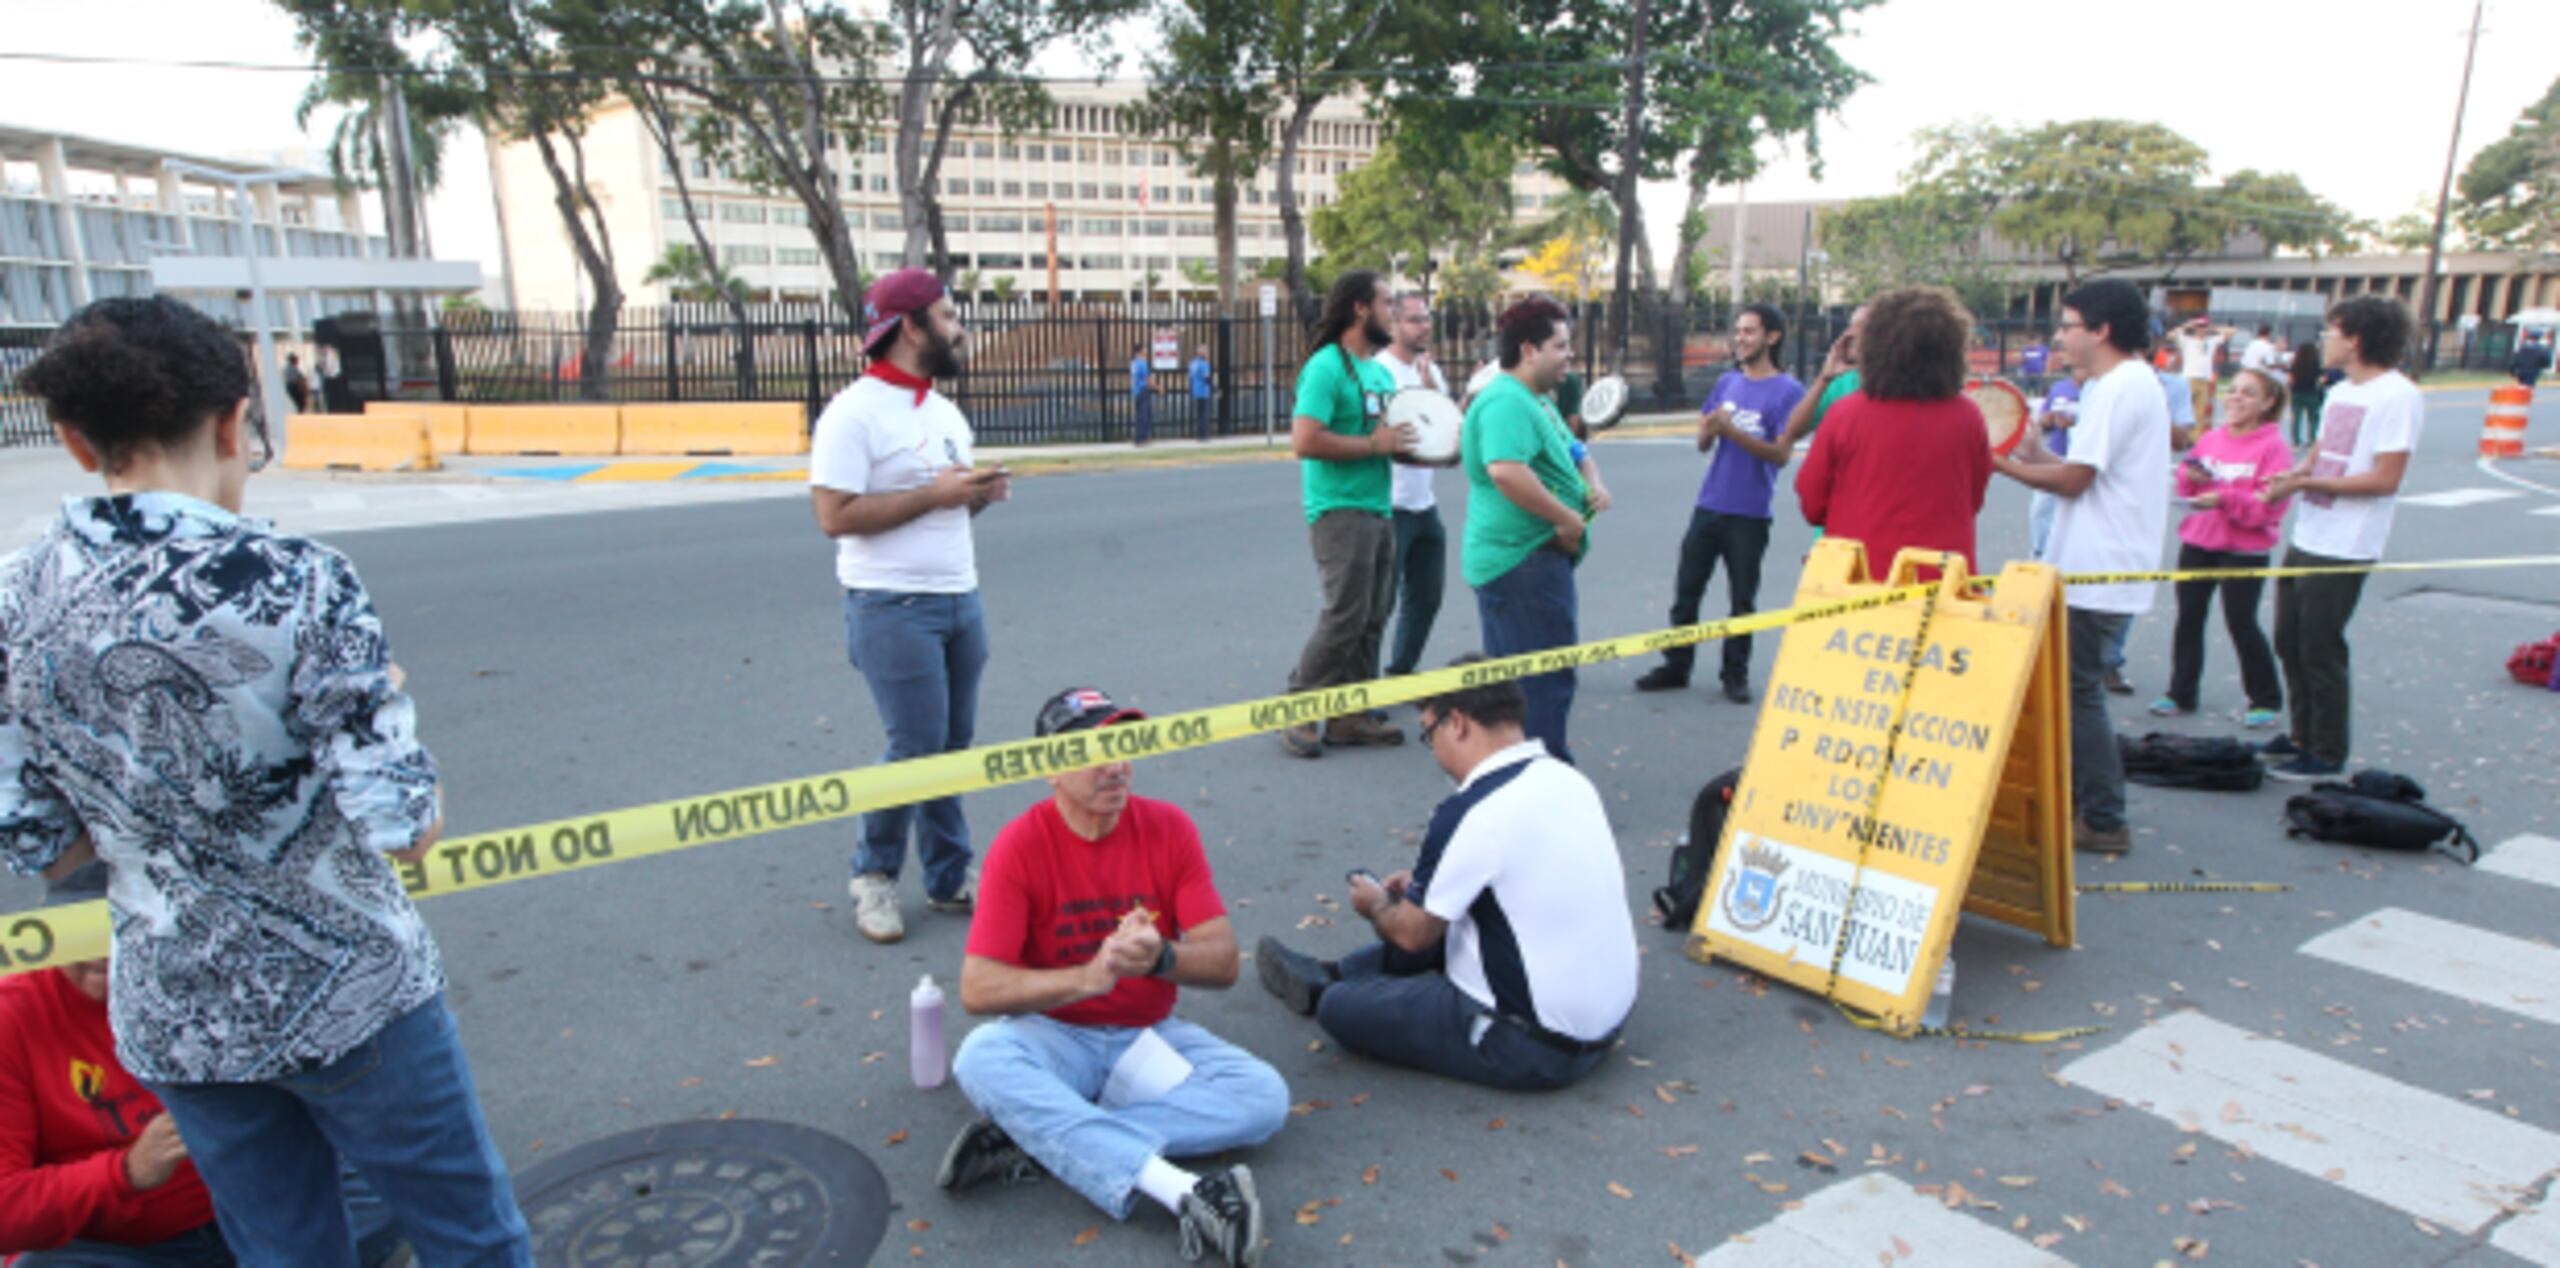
[
  {"left": 2055, "top": 319, "right": 2087, "bottom": 332},
  {"left": 1418, "top": 710, "right": 1447, "bottom": 747}
]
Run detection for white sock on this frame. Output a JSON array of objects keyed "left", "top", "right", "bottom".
[{"left": 1135, "top": 1155, "right": 1200, "bottom": 1213}]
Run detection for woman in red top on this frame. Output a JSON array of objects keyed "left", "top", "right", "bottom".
[{"left": 1794, "top": 286, "right": 1995, "bottom": 581}]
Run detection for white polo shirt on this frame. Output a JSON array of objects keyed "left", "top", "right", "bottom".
[
  {"left": 810, "top": 376, "right": 978, "bottom": 593},
  {"left": 1379, "top": 347, "right": 1446, "bottom": 513},
  {"left": 1412, "top": 740, "right": 1638, "bottom": 1042},
  {"left": 2044, "top": 358, "right": 2171, "bottom": 615}
]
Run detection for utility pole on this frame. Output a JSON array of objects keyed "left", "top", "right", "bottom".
[
  {"left": 2415, "top": 0, "right": 2483, "bottom": 378},
  {"left": 1608, "top": 0, "right": 1650, "bottom": 376}
]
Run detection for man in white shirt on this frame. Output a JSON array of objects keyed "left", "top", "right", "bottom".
[
  {"left": 1253, "top": 663, "right": 1638, "bottom": 1090},
  {"left": 2241, "top": 325, "right": 2281, "bottom": 374},
  {"left": 1378, "top": 293, "right": 1449, "bottom": 677},
  {"left": 2257, "top": 297, "right": 2424, "bottom": 780},
  {"left": 1994, "top": 279, "right": 2171, "bottom": 856},
  {"left": 2175, "top": 318, "right": 2235, "bottom": 427},
  {"left": 810, "top": 269, "right": 1011, "bottom": 943}
]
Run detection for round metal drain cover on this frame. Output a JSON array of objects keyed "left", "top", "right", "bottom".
[{"left": 515, "top": 1118, "right": 888, "bottom": 1266}]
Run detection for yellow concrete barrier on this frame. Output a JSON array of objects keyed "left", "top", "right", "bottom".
[
  {"left": 362, "top": 400, "right": 469, "bottom": 455},
  {"left": 282, "top": 414, "right": 439, "bottom": 473},
  {"left": 463, "top": 405, "right": 623, "bottom": 456},
  {"left": 617, "top": 402, "right": 809, "bottom": 456}
]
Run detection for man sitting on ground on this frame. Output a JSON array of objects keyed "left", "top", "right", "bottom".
[
  {"left": 1255, "top": 663, "right": 1637, "bottom": 1090},
  {"left": 940, "top": 688, "right": 1288, "bottom": 1268},
  {"left": 2, "top": 866, "right": 404, "bottom": 1267}
]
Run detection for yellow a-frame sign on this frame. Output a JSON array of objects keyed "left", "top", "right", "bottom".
[{"left": 1689, "top": 539, "right": 2074, "bottom": 1035}]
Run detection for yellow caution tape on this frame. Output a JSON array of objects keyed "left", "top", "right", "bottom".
[
  {"left": 2075, "top": 881, "right": 2293, "bottom": 894},
  {"left": 2058, "top": 552, "right": 2560, "bottom": 586},
  {"left": 9, "top": 551, "right": 2554, "bottom": 980},
  {"left": 1830, "top": 1001, "right": 2105, "bottom": 1045}
]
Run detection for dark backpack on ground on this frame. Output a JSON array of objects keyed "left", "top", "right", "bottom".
[
  {"left": 2119, "top": 731, "right": 2265, "bottom": 792},
  {"left": 2282, "top": 770, "right": 2480, "bottom": 863},
  {"left": 1654, "top": 768, "right": 1742, "bottom": 933}
]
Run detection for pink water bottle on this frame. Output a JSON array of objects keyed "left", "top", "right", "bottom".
[{"left": 910, "top": 974, "right": 947, "bottom": 1089}]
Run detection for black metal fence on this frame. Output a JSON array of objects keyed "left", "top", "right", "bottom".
[{"left": 1, "top": 327, "right": 47, "bottom": 448}]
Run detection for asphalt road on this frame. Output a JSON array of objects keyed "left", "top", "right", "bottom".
[{"left": 7, "top": 387, "right": 2558, "bottom": 1266}]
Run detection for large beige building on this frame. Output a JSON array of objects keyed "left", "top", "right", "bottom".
[{"left": 489, "top": 80, "right": 1571, "bottom": 311}]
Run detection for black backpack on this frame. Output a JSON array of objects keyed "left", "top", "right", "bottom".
[
  {"left": 2119, "top": 731, "right": 2265, "bottom": 792},
  {"left": 2282, "top": 770, "right": 2480, "bottom": 863},
  {"left": 1654, "top": 768, "right": 1742, "bottom": 933}
]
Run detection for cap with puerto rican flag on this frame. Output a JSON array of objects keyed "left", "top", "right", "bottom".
[{"left": 1034, "top": 686, "right": 1148, "bottom": 737}]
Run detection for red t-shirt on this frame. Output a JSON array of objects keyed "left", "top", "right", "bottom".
[
  {"left": 966, "top": 795, "right": 1227, "bottom": 1029},
  {"left": 1794, "top": 392, "right": 1993, "bottom": 581},
  {"left": 0, "top": 970, "right": 216, "bottom": 1254}
]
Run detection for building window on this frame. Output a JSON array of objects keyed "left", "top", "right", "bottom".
[
  {"left": 772, "top": 204, "right": 808, "bottom": 226},
  {"left": 1238, "top": 223, "right": 1261, "bottom": 238},
  {"left": 1174, "top": 220, "right": 1212, "bottom": 237},
  {"left": 1000, "top": 143, "right": 1020, "bottom": 160},
  {"left": 1141, "top": 219, "right": 1170, "bottom": 237},
  {"left": 1176, "top": 187, "right": 1195, "bottom": 204},
  {"left": 1247, "top": 188, "right": 1262, "bottom": 205},
  {"left": 1028, "top": 181, "right": 1049, "bottom": 198},
  {"left": 661, "top": 197, "right": 689, "bottom": 219},
  {"left": 1082, "top": 183, "right": 1103, "bottom": 200},
  {"left": 980, "top": 252, "right": 1025, "bottom": 268},
  {"left": 841, "top": 210, "right": 865, "bottom": 229},
  {"left": 1081, "top": 255, "right": 1122, "bottom": 270},
  {"left": 1152, "top": 150, "right": 1170, "bottom": 167},
  {"left": 868, "top": 136, "right": 889, "bottom": 154},
  {"left": 721, "top": 245, "right": 771, "bottom": 265},
  {"left": 777, "top": 247, "right": 821, "bottom": 266},
  {"left": 975, "top": 215, "right": 1024, "bottom": 233},
  {"left": 718, "top": 202, "right": 767, "bottom": 224},
  {"left": 1078, "top": 144, "right": 1097, "bottom": 163},
  {"left": 1152, "top": 186, "right": 1170, "bottom": 204},
  {"left": 1024, "top": 143, "right": 1044, "bottom": 162},
  {"left": 1080, "top": 218, "right": 1121, "bottom": 235},
  {"left": 1104, "top": 147, "right": 1122, "bottom": 165},
  {"left": 971, "top": 141, "right": 994, "bottom": 159},
  {"left": 1002, "top": 181, "right": 1022, "bottom": 198},
  {"left": 870, "top": 175, "right": 890, "bottom": 193},
  {"left": 944, "top": 178, "right": 964, "bottom": 196},
  {"left": 973, "top": 180, "right": 993, "bottom": 196},
  {"left": 875, "top": 211, "right": 904, "bottom": 231},
  {"left": 1103, "top": 183, "right": 1123, "bottom": 200}
]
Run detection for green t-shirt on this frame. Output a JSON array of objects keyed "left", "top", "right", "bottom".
[
  {"left": 1810, "top": 369, "right": 1860, "bottom": 431},
  {"left": 1292, "top": 345, "right": 1399, "bottom": 523},
  {"left": 1553, "top": 371, "right": 1585, "bottom": 421},
  {"left": 1461, "top": 373, "right": 1590, "bottom": 587}
]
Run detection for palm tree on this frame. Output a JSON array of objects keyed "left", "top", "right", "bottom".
[{"left": 643, "top": 244, "right": 749, "bottom": 304}]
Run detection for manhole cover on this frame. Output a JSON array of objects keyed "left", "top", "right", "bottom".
[{"left": 515, "top": 1119, "right": 888, "bottom": 1267}]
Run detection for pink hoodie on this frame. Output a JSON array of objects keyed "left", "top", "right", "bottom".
[{"left": 2175, "top": 422, "right": 2295, "bottom": 553}]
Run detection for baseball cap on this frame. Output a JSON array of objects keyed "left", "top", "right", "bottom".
[
  {"left": 862, "top": 268, "right": 947, "bottom": 356},
  {"left": 1035, "top": 687, "right": 1147, "bottom": 737},
  {"left": 42, "top": 860, "right": 107, "bottom": 908}
]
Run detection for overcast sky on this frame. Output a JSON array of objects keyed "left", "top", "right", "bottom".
[{"left": 3, "top": 0, "right": 2555, "bottom": 284}]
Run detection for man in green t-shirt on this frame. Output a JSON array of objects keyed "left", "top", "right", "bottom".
[
  {"left": 1553, "top": 370, "right": 1587, "bottom": 439},
  {"left": 1461, "top": 297, "right": 1601, "bottom": 764},
  {"left": 1280, "top": 269, "right": 1417, "bottom": 758},
  {"left": 1781, "top": 304, "right": 1868, "bottom": 449}
]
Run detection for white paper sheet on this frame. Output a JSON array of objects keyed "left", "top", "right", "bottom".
[{"left": 1099, "top": 1027, "right": 1194, "bottom": 1109}]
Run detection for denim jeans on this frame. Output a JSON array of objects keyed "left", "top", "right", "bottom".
[
  {"left": 1133, "top": 393, "right": 1154, "bottom": 445},
  {"left": 1385, "top": 507, "right": 1446, "bottom": 677},
  {"left": 15, "top": 1170, "right": 406, "bottom": 1268},
  {"left": 2272, "top": 546, "right": 2368, "bottom": 765},
  {"left": 143, "top": 995, "right": 529, "bottom": 1268},
  {"left": 1659, "top": 508, "right": 1769, "bottom": 686},
  {"left": 2102, "top": 609, "right": 2133, "bottom": 673},
  {"left": 1314, "top": 941, "right": 1605, "bottom": 1092},
  {"left": 952, "top": 1015, "right": 1290, "bottom": 1219},
  {"left": 845, "top": 589, "right": 988, "bottom": 899},
  {"left": 2028, "top": 492, "right": 2058, "bottom": 561},
  {"left": 2067, "top": 607, "right": 2132, "bottom": 832},
  {"left": 1192, "top": 395, "right": 1212, "bottom": 442},
  {"left": 1475, "top": 544, "right": 1579, "bottom": 764}
]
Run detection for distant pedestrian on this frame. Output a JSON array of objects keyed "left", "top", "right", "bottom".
[
  {"left": 2514, "top": 331, "right": 2552, "bottom": 390},
  {"left": 2027, "top": 358, "right": 2087, "bottom": 560},
  {"left": 2153, "top": 367, "right": 2293, "bottom": 727},
  {"left": 2241, "top": 325, "right": 2281, "bottom": 374},
  {"left": 1131, "top": 345, "right": 1154, "bottom": 446},
  {"left": 1795, "top": 287, "right": 1993, "bottom": 583},
  {"left": 1190, "top": 344, "right": 1215, "bottom": 441},
  {"left": 1376, "top": 293, "right": 1449, "bottom": 678},
  {"left": 2259, "top": 296, "right": 2425, "bottom": 781},
  {"left": 2019, "top": 337, "right": 2049, "bottom": 382},
  {"left": 2287, "top": 340, "right": 2325, "bottom": 446},
  {"left": 813, "top": 269, "right": 1009, "bottom": 944},
  {"left": 2176, "top": 318, "right": 2236, "bottom": 425},
  {"left": 283, "top": 352, "right": 311, "bottom": 412}
]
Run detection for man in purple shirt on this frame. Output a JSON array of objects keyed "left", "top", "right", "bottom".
[{"left": 1634, "top": 303, "right": 1806, "bottom": 704}]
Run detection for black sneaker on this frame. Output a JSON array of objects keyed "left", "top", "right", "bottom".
[
  {"left": 2102, "top": 669, "right": 2135, "bottom": 696},
  {"left": 936, "top": 1118, "right": 1042, "bottom": 1192},
  {"left": 1254, "top": 936, "right": 1333, "bottom": 1016},
  {"left": 2267, "top": 755, "right": 2345, "bottom": 782},
  {"left": 1633, "top": 666, "right": 1689, "bottom": 692},
  {"left": 2260, "top": 734, "right": 2303, "bottom": 762},
  {"left": 1721, "top": 680, "right": 1753, "bottom": 705},
  {"left": 1177, "top": 1164, "right": 1264, "bottom": 1266}
]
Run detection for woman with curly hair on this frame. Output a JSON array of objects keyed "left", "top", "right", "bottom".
[{"left": 1792, "top": 286, "right": 1994, "bottom": 581}]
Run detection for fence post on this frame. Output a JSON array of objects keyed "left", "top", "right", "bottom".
[
  {"left": 665, "top": 319, "right": 680, "bottom": 402},
  {"left": 432, "top": 328, "right": 457, "bottom": 402},
  {"left": 802, "top": 321, "right": 821, "bottom": 427},
  {"left": 1094, "top": 317, "right": 1111, "bottom": 442}
]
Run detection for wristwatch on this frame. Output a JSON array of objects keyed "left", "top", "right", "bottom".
[{"left": 1148, "top": 941, "right": 1178, "bottom": 979}]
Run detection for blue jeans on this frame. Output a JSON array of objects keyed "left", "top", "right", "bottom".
[
  {"left": 2067, "top": 608, "right": 2132, "bottom": 832},
  {"left": 845, "top": 589, "right": 987, "bottom": 900},
  {"left": 1475, "top": 545, "right": 1579, "bottom": 764},
  {"left": 1133, "top": 393, "right": 1154, "bottom": 445},
  {"left": 1386, "top": 507, "right": 1446, "bottom": 676},
  {"left": 15, "top": 1169, "right": 406, "bottom": 1267},
  {"left": 952, "top": 1015, "right": 1290, "bottom": 1219},
  {"left": 142, "top": 995, "right": 529, "bottom": 1268},
  {"left": 2028, "top": 492, "right": 2057, "bottom": 561}
]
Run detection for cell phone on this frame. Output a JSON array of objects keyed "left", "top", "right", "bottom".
[
  {"left": 973, "top": 464, "right": 1009, "bottom": 481},
  {"left": 1346, "top": 868, "right": 1380, "bottom": 888}
]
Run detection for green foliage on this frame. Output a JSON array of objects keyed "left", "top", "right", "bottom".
[
  {"left": 990, "top": 275, "right": 1021, "bottom": 302},
  {"left": 1135, "top": 0, "right": 1276, "bottom": 302},
  {"left": 2457, "top": 76, "right": 2560, "bottom": 254},
  {"left": 1311, "top": 134, "right": 1517, "bottom": 305},
  {"left": 642, "top": 244, "right": 757, "bottom": 304},
  {"left": 1817, "top": 192, "right": 2011, "bottom": 313}
]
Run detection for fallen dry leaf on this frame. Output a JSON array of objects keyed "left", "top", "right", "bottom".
[
  {"left": 1998, "top": 1175, "right": 2038, "bottom": 1188},
  {"left": 1294, "top": 1201, "right": 1322, "bottom": 1227},
  {"left": 1441, "top": 1168, "right": 1460, "bottom": 1182},
  {"left": 885, "top": 1130, "right": 909, "bottom": 1146},
  {"left": 907, "top": 1219, "right": 932, "bottom": 1232},
  {"left": 1072, "top": 1228, "right": 1099, "bottom": 1247},
  {"left": 678, "top": 1076, "right": 704, "bottom": 1088},
  {"left": 1492, "top": 1224, "right": 1511, "bottom": 1242},
  {"left": 1361, "top": 1164, "right": 1380, "bottom": 1185},
  {"left": 1669, "top": 1241, "right": 1697, "bottom": 1267},
  {"left": 1608, "top": 1181, "right": 1635, "bottom": 1200},
  {"left": 746, "top": 1055, "right": 780, "bottom": 1068},
  {"left": 1489, "top": 1117, "right": 1509, "bottom": 1130},
  {"left": 2174, "top": 1235, "right": 2209, "bottom": 1259},
  {"left": 1662, "top": 1145, "right": 1700, "bottom": 1159}
]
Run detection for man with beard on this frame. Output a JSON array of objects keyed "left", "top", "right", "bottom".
[
  {"left": 813, "top": 268, "right": 1012, "bottom": 944},
  {"left": 1279, "top": 270, "right": 1415, "bottom": 757}
]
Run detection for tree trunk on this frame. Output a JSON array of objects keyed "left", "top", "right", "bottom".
[
  {"left": 895, "top": 0, "right": 961, "bottom": 268},
  {"left": 1609, "top": 0, "right": 1651, "bottom": 377},
  {"left": 1212, "top": 150, "right": 1240, "bottom": 306},
  {"left": 528, "top": 126, "right": 621, "bottom": 401},
  {"left": 921, "top": 82, "right": 978, "bottom": 283},
  {"left": 1278, "top": 94, "right": 1321, "bottom": 314},
  {"left": 1666, "top": 154, "right": 1716, "bottom": 308},
  {"left": 635, "top": 87, "right": 754, "bottom": 391}
]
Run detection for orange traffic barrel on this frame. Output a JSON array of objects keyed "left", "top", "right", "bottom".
[{"left": 2482, "top": 385, "right": 2530, "bottom": 458}]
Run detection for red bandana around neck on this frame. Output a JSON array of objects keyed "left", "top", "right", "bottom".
[{"left": 865, "top": 360, "right": 934, "bottom": 405}]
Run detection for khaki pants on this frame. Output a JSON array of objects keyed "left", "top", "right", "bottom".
[
  {"left": 1291, "top": 509, "right": 1396, "bottom": 692},
  {"left": 2188, "top": 376, "right": 2215, "bottom": 426}
]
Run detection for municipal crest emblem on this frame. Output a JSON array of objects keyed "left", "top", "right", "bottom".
[{"left": 1718, "top": 836, "right": 1792, "bottom": 933}]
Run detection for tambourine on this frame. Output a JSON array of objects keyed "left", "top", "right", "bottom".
[
  {"left": 1964, "top": 378, "right": 2030, "bottom": 456},
  {"left": 1581, "top": 375, "right": 1628, "bottom": 429},
  {"left": 1464, "top": 360, "right": 1503, "bottom": 401},
  {"left": 1386, "top": 388, "right": 1464, "bottom": 467}
]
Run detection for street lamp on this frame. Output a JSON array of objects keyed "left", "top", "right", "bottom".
[{"left": 161, "top": 159, "right": 301, "bottom": 459}]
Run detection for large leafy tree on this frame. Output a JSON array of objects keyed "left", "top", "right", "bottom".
[
  {"left": 1136, "top": 0, "right": 1276, "bottom": 305},
  {"left": 275, "top": 1, "right": 471, "bottom": 260},
  {"left": 2457, "top": 76, "right": 2560, "bottom": 256},
  {"left": 1260, "top": 0, "right": 1398, "bottom": 313},
  {"left": 1310, "top": 133, "right": 1517, "bottom": 306}
]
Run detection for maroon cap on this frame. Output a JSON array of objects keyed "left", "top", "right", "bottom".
[{"left": 863, "top": 268, "right": 947, "bottom": 355}]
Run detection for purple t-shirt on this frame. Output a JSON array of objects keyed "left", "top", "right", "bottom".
[
  {"left": 1697, "top": 370, "right": 1807, "bottom": 518},
  {"left": 2040, "top": 378, "right": 2081, "bottom": 459}
]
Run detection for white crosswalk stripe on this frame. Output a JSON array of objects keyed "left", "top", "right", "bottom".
[
  {"left": 2398, "top": 487, "right": 2526, "bottom": 508},
  {"left": 2300, "top": 907, "right": 2560, "bottom": 1027},
  {"left": 2060, "top": 1012, "right": 2560, "bottom": 1238},
  {"left": 1692, "top": 1173, "right": 2074, "bottom": 1266},
  {"left": 2500, "top": 1206, "right": 2560, "bottom": 1266},
  {"left": 2481, "top": 834, "right": 2560, "bottom": 890}
]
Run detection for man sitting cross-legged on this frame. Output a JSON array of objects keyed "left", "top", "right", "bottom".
[
  {"left": 938, "top": 687, "right": 1289, "bottom": 1267},
  {"left": 1256, "top": 661, "right": 1638, "bottom": 1090}
]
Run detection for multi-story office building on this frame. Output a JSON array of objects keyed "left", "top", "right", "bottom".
[
  {"left": 489, "top": 79, "right": 1574, "bottom": 311},
  {"left": 0, "top": 122, "right": 397, "bottom": 332}
]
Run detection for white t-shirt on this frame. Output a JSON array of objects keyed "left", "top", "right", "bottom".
[
  {"left": 809, "top": 376, "right": 978, "bottom": 593},
  {"left": 2241, "top": 338, "right": 2280, "bottom": 372},
  {"left": 2292, "top": 370, "right": 2424, "bottom": 561},
  {"left": 1415, "top": 741, "right": 1638, "bottom": 1042},
  {"left": 1379, "top": 347, "right": 1446, "bottom": 512},
  {"left": 2176, "top": 332, "right": 2224, "bottom": 381},
  {"left": 2043, "top": 358, "right": 2171, "bottom": 615}
]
